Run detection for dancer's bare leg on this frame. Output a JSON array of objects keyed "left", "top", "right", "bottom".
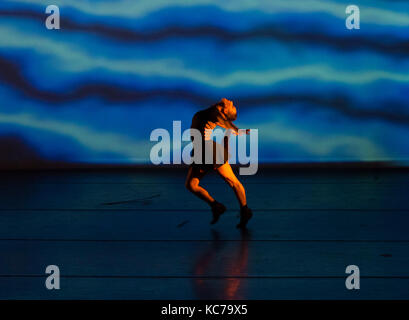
[
  {"left": 216, "top": 162, "right": 252, "bottom": 229},
  {"left": 185, "top": 167, "right": 214, "bottom": 205},
  {"left": 185, "top": 166, "right": 227, "bottom": 224},
  {"left": 216, "top": 162, "right": 246, "bottom": 208}
]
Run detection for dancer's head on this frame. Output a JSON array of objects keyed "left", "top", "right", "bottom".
[{"left": 217, "top": 98, "right": 237, "bottom": 121}]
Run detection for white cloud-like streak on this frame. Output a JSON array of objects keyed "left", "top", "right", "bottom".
[
  {"left": 249, "top": 121, "right": 387, "bottom": 161},
  {"left": 0, "top": 25, "right": 409, "bottom": 88},
  {"left": 0, "top": 112, "right": 389, "bottom": 162},
  {"left": 7, "top": 0, "right": 409, "bottom": 27},
  {"left": 0, "top": 112, "right": 149, "bottom": 161}
]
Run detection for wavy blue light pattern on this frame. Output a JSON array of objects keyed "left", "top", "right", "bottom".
[{"left": 0, "top": 0, "right": 408, "bottom": 166}]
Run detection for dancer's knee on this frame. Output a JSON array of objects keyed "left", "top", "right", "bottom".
[{"left": 185, "top": 178, "right": 200, "bottom": 192}]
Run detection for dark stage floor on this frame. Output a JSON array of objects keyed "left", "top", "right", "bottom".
[{"left": 0, "top": 168, "right": 408, "bottom": 299}]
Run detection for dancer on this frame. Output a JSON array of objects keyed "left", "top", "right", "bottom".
[{"left": 185, "top": 98, "right": 253, "bottom": 229}]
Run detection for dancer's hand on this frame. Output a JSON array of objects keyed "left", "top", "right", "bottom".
[
  {"left": 204, "top": 128, "right": 213, "bottom": 140},
  {"left": 204, "top": 122, "right": 217, "bottom": 140}
]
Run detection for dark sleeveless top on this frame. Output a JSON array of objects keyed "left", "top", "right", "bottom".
[{"left": 190, "top": 106, "right": 238, "bottom": 169}]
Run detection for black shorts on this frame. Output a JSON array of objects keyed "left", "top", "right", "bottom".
[{"left": 190, "top": 140, "right": 229, "bottom": 172}]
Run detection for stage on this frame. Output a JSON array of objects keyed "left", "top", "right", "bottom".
[{"left": 1, "top": 167, "right": 408, "bottom": 299}]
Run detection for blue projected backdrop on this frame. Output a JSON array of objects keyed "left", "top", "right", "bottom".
[{"left": 0, "top": 0, "right": 409, "bottom": 167}]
